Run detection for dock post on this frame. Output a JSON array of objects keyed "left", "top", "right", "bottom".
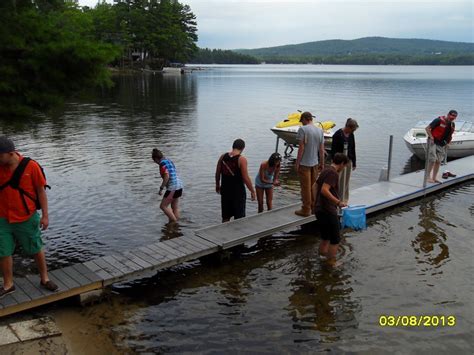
[
  {"left": 423, "top": 138, "right": 431, "bottom": 188},
  {"left": 387, "top": 135, "right": 393, "bottom": 181},
  {"left": 341, "top": 142, "right": 348, "bottom": 201},
  {"left": 275, "top": 136, "right": 280, "bottom": 153}
]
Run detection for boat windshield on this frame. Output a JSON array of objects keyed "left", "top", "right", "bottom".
[
  {"left": 414, "top": 120, "right": 473, "bottom": 132},
  {"left": 456, "top": 121, "right": 474, "bottom": 133}
]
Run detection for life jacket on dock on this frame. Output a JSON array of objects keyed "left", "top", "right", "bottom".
[{"left": 431, "top": 116, "right": 454, "bottom": 146}]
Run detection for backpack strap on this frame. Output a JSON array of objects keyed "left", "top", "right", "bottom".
[{"left": 0, "top": 157, "right": 31, "bottom": 190}]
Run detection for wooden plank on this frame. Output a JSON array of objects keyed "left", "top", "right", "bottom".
[
  {"left": 165, "top": 238, "right": 199, "bottom": 255},
  {"left": 83, "top": 260, "right": 115, "bottom": 280},
  {"left": 147, "top": 242, "right": 179, "bottom": 258},
  {"left": 122, "top": 251, "right": 153, "bottom": 269},
  {"left": 92, "top": 258, "right": 126, "bottom": 278},
  {"left": 138, "top": 246, "right": 175, "bottom": 265},
  {"left": 158, "top": 239, "right": 193, "bottom": 258},
  {"left": 103, "top": 255, "right": 140, "bottom": 274},
  {"left": 176, "top": 237, "right": 208, "bottom": 253},
  {"left": 47, "top": 272, "right": 69, "bottom": 292},
  {"left": 138, "top": 245, "right": 169, "bottom": 261},
  {"left": 25, "top": 275, "right": 49, "bottom": 297},
  {"left": 71, "top": 263, "right": 103, "bottom": 283},
  {"left": 189, "top": 234, "right": 219, "bottom": 249},
  {"left": 49, "top": 269, "right": 81, "bottom": 290},
  {"left": 0, "top": 294, "right": 18, "bottom": 308},
  {"left": 9, "top": 284, "right": 32, "bottom": 304},
  {"left": 83, "top": 260, "right": 101, "bottom": 272},
  {"left": 15, "top": 278, "right": 44, "bottom": 300},
  {"left": 149, "top": 242, "right": 184, "bottom": 259},
  {"left": 0, "top": 281, "right": 102, "bottom": 318},
  {"left": 62, "top": 266, "right": 91, "bottom": 287},
  {"left": 185, "top": 235, "right": 219, "bottom": 250},
  {"left": 126, "top": 250, "right": 160, "bottom": 267}
]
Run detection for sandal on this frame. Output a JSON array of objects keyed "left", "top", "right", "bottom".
[
  {"left": 0, "top": 285, "right": 15, "bottom": 299},
  {"left": 40, "top": 280, "right": 59, "bottom": 292}
]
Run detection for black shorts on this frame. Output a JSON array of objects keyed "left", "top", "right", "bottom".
[
  {"left": 164, "top": 188, "right": 183, "bottom": 198},
  {"left": 316, "top": 210, "right": 341, "bottom": 245},
  {"left": 221, "top": 193, "right": 246, "bottom": 220}
]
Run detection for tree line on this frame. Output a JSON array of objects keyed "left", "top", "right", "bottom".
[
  {"left": 0, "top": 0, "right": 198, "bottom": 117},
  {"left": 255, "top": 54, "right": 474, "bottom": 65},
  {"left": 189, "top": 48, "right": 259, "bottom": 64}
]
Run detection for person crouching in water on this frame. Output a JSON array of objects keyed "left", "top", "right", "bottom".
[
  {"left": 314, "top": 153, "right": 349, "bottom": 266},
  {"left": 152, "top": 149, "right": 183, "bottom": 223},
  {"left": 255, "top": 153, "right": 281, "bottom": 213}
]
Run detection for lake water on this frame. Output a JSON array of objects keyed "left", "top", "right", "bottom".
[{"left": 1, "top": 65, "right": 473, "bottom": 353}]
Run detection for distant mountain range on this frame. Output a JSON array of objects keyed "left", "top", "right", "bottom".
[{"left": 236, "top": 37, "right": 474, "bottom": 57}]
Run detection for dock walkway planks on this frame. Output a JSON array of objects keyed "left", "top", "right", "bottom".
[
  {"left": 1, "top": 155, "right": 472, "bottom": 318},
  {"left": 196, "top": 155, "right": 474, "bottom": 248},
  {"left": 0, "top": 235, "right": 219, "bottom": 317}
]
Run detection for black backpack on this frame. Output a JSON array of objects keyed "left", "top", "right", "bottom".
[{"left": 0, "top": 157, "right": 50, "bottom": 213}]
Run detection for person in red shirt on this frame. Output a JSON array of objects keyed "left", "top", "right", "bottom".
[
  {"left": 0, "top": 137, "right": 58, "bottom": 298},
  {"left": 425, "top": 110, "right": 457, "bottom": 183}
]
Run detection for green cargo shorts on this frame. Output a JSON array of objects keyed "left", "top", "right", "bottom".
[{"left": 0, "top": 213, "right": 43, "bottom": 257}]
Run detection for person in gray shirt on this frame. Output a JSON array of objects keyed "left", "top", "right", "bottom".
[{"left": 295, "top": 111, "right": 325, "bottom": 217}]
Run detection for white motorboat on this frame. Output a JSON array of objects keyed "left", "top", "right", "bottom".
[{"left": 403, "top": 120, "right": 474, "bottom": 159}]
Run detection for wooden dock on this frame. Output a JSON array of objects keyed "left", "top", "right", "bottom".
[{"left": 1, "top": 155, "right": 473, "bottom": 318}]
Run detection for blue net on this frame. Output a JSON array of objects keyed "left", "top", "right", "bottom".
[{"left": 341, "top": 205, "right": 367, "bottom": 230}]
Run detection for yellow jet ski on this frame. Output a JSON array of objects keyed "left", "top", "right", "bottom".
[
  {"left": 271, "top": 112, "right": 336, "bottom": 153},
  {"left": 275, "top": 112, "right": 336, "bottom": 130}
]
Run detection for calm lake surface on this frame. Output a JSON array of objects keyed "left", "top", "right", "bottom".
[{"left": 1, "top": 65, "right": 473, "bottom": 353}]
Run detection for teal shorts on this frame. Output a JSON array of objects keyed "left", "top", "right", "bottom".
[{"left": 0, "top": 213, "right": 43, "bottom": 257}]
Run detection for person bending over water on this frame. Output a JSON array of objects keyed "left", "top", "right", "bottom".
[
  {"left": 152, "top": 149, "right": 183, "bottom": 223},
  {"left": 255, "top": 153, "right": 281, "bottom": 213}
]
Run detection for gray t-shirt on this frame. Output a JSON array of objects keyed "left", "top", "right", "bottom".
[{"left": 296, "top": 124, "right": 324, "bottom": 167}]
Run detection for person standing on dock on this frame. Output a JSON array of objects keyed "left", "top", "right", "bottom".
[
  {"left": 331, "top": 118, "right": 358, "bottom": 202},
  {"left": 425, "top": 110, "right": 457, "bottom": 183},
  {"left": 215, "top": 139, "right": 256, "bottom": 222},
  {"left": 152, "top": 149, "right": 183, "bottom": 223},
  {"left": 314, "top": 153, "right": 349, "bottom": 266},
  {"left": 295, "top": 111, "right": 324, "bottom": 217},
  {"left": 0, "top": 137, "right": 58, "bottom": 298},
  {"left": 255, "top": 152, "right": 282, "bottom": 213}
]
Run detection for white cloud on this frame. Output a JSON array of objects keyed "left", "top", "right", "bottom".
[{"left": 77, "top": 0, "right": 473, "bottom": 48}]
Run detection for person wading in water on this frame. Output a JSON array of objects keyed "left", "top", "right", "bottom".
[{"left": 215, "top": 139, "right": 256, "bottom": 222}]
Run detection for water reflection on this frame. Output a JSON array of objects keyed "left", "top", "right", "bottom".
[
  {"left": 411, "top": 200, "right": 449, "bottom": 270},
  {"left": 160, "top": 222, "right": 184, "bottom": 241},
  {"left": 287, "top": 251, "right": 358, "bottom": 343}
]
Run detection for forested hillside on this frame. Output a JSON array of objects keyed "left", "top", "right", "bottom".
[
  {"left": 229, "top": 37, "right": 473, "bottom": 65},
  {"left": 237, "top": 37, "right": 474, "bottom": 57}
]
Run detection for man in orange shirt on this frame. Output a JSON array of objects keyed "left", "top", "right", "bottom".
[{"left": 0, "top": 137, "right": 58, "bottom": 298}]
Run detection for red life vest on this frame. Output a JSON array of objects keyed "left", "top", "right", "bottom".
[{"left": 431, "top": 116, "right": 453, "bottom": 143}]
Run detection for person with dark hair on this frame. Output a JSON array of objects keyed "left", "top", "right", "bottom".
[
  {"left": 0, "top": 136, "right": 58, "bottom": 298},
  {"left": 152, "top": 148, "right": 183, "bottom": 223},
  {"left": 255, "top": 152, "right": 282, "bottom": 213},
  {"left": 425, "top": 110, "right": 457, "bottom": 183},
  {"left": 215, "top": 139, "right": 256, "bottom": 222},
  {"left": 295, "top": 111, "right": 325, "bottom": 217},
  {"left": 314, "top": 153, "right": 349, "bottom": 266},
  {"left": 331, "top": 118, "right": 358, "bottom": 202}
]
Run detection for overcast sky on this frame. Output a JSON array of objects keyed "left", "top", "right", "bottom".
[{"left": 78, "top": 0, "right": 473, "bottom": 49}]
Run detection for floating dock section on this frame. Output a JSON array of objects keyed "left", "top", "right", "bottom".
[{"left": 1, "top": 155, "right": 473, "bottom": 318}]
